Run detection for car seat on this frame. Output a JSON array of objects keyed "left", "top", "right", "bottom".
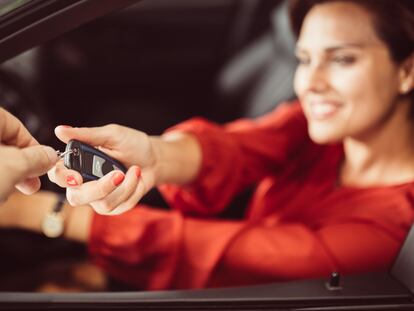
[{"left": 216, "top": 0, "right": 297, "bottom": 120}]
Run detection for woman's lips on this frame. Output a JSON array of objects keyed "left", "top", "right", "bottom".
[{"left": 308, "top": 101, "right": 342, "bottom": 120}]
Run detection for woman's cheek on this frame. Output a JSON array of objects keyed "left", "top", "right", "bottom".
[
  {"left": 293, "top": 67, "right": 306, "bottom": 98},
  {"left": 329, "top": 66, "right": 366, "bottom": 100}
]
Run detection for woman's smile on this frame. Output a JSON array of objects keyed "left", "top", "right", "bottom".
[{"left": 308, "top": 99, "right": 343, "bottom": 120}]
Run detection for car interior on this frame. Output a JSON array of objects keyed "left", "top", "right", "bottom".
[
  {"left": 0, "top": 0, "right": 295, "bottom": 291},
  {"left": 0, "top": 0, "right": 414, "bottom": 310}
]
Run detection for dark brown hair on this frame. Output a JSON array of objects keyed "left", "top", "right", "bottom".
[{"left": 288, "top": 0, "right": 414, "bottom": 111}]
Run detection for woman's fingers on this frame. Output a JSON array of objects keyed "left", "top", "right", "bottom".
[
  {"left": 47, "top": 160, "right": 83, "bottom": 187},
  {"left": 90, "top": 166, "right": 142, "bottom": 215},
  {"left": 49, "top": 154, "right": 150, "bottom": 215},
  {"left": 54, "top": 124, "right": 121, "bottom": 147},
  {"left": 65, "top": 170, "right": 125, "bottom": 206},
  {"left": 104, "top": 176, "right": 148, "bottom": 215}
]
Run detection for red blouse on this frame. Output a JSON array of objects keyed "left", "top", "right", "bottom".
[{"left": 88, "top": 101, "right": 414, "bottom": 290}]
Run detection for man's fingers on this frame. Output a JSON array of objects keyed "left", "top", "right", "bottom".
[
  {"left": 0, "top": 144, "right": 58, "bottom": 199},
  {"left": 12, "top": 145, "right": 58, "bottom": 195},
  {"left": 0, "top": 109, "right": 53, "bottom": 199},
  {"left": 19, "top": 145, "right": 58, "bottom": 178},
  {"left": 0, "top": 107, "right": 38, "bottom": 147},
  {"left": 15, "top": 177, "right": 41, "bottom": 195}
]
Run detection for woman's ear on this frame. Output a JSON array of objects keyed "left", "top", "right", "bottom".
[{"left": 399, "top": 53, "right": 414, "bottom": 95}]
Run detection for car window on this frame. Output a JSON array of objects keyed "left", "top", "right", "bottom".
[{"left": 0, "top": 0, "right": 285, "bottom": 292}]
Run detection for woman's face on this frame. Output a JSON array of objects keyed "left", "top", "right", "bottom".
[{"left": 294, "top": 1, "right": 406, "bottom": 144}]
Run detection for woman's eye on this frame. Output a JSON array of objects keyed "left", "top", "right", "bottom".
[{"left": 332, "top": 55, "right": 356, "bottom": 65}]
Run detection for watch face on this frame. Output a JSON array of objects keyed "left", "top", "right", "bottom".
[{"left": 41, "top": 213, "right": 64, "bottom": 238}]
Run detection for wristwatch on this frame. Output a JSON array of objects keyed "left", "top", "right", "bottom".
[{"left": 41, "top": 194, "right": 67, "bottom": 238}]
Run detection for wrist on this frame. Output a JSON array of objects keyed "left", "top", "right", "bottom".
[
  {"left": 149, "top": 136, "right": 166, "bottom": 185},
  {"left": 153, "top": 131, "right": 202, "bottom": 185},
  {"left": 3, "top": 191, "right": 57, "bottom": 231},
  {"left": 0, "top": 190, "right": 21, "bottom": 228}
]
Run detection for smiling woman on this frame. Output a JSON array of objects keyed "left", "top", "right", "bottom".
[
  {"left": 2, "top": 0, "right": 414, "bottom": 292},
  {"left": 290, "top": 0, "right": 414, "bottom": 187}
]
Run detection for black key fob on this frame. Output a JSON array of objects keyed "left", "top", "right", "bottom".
[{"left": 63, "top": 139, "right": 127, "bottom": 182}]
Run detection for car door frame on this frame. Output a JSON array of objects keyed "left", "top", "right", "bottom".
[{"left": 0, "top": 0, "right": 140, "bottom": 63}]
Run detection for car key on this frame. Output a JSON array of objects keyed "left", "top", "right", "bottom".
[{"left": 58, "top": 139, "right": 127, "bottom": 182}]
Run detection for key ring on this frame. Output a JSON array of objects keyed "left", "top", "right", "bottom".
[{"left": 56, "top": 149, "right": 73, "bottom": 159}]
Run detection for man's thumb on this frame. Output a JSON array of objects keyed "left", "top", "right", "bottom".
[
  {"left": 9, "top": 145, "right": 58, "bottom": 196},
  {"left": 19, "top": 145, "right": 58, "bottom": 177}
]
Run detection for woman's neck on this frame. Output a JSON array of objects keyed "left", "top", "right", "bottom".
[{"left": 340, "top": 100, "right": 414, "bottom": 187}]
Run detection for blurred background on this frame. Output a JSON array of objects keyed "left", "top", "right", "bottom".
[{"left": 0, "top": 0, "right": 297, "bottom": 292}]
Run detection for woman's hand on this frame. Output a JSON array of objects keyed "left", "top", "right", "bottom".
[
  {"left": 48, "top": 124, "right": 160, "bottom": 215},
  {"left": 0, "top": 191, "right": 93, "bottom": 243},
  {"left": 0, "top": 108, "right": 58, "bottom": 201}
]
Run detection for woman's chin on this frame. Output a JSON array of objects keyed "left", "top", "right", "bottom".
[{"left": 308, "top": 126, "right": 343, "bottom": 145}]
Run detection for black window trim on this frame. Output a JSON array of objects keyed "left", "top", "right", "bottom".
[{"left": 0, "top": 0, "right": 140, "bottom": 64}]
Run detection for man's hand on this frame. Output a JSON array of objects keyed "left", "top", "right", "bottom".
[{"left": 0, "top": 108, "right": 58, "bottom": 201}]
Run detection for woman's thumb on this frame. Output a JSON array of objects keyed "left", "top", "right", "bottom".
[{"left": 54, "top": 125, "right": 117, "bottom": 147}]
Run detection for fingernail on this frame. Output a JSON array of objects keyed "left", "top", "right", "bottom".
[
  {"left": 42, "top": 146, "right": 58, "bottom": 163},
  {"left": 60, "top": 125, "right": 72, "bottom": 128},
  {"left": 66, "top": 176, "right": 78, "bottom": 186},
  {"left": 113, "top": 172, "right": 125, "bottom": 186},
  {"left": 135, "top": 167, "right": 141, "bottom": 178}
]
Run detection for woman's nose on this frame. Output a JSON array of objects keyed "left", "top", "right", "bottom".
[{"left": 304, "top": 63, "right": 329, "bottom": 93}]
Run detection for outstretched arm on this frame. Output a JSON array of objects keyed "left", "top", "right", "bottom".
[{"left": 48, "top": 124, "right": 202, "bottom": 215}]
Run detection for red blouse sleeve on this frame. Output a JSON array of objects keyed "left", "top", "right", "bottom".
[
  {"left": 88, "top": 206, "right": 402, "bottom": 290},
  {"left": 159, "top": 101, "right": 309, "bottom": 216}
]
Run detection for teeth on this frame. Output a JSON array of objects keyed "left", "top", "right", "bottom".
[
  {"left": 311, "top": 104, "right": 336, "bottom": 116},
  {"left": 308, "top": 101, "right": 340, "bottom": 119}
]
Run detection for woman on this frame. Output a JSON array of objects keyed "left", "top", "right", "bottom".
[{"left": 4, "top": 0, "right": 414, "bottom": 290}]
